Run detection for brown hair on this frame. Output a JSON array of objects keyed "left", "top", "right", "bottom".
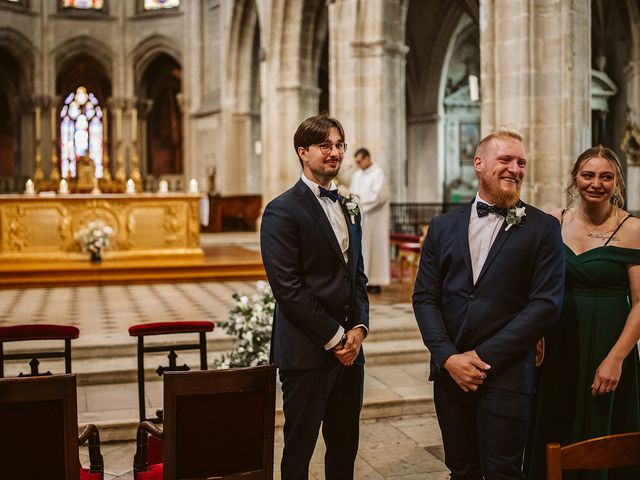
[
  {"left": 475, "top": 128, "right": 524, "bottom": 157},
  {"left": 293, "top": 113, "right": 345, "bottom": 166},
  {"left": 565, "top": 145, "right": 626, "bottom": 208}
]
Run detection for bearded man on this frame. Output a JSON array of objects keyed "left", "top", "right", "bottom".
[{"left": 412, "top": 129, "right": 565, "bottom": 479}]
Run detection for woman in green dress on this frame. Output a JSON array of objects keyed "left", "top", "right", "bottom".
[{"left": 527, "top": 146, "right": 640, "bottom": 480}]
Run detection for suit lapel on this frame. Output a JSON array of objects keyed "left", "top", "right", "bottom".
[
  {"left": 474, "top": 201, "right": 524, "bottom": 285},
  {"left": 456, "top": 203, "right": 474, "bottom": 286},
  {"left": 295, "top": 180, "right": 349, "bottom": 270},
  {"left": 340, "top": 201, "right": 359, "bottom": 277}
]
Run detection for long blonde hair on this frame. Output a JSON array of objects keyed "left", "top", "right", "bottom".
[{"left": 565, "top": 145, "right": 626, "bottom": 209}]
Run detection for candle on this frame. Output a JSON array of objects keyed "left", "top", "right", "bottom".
[
  {"left": 188, "top": 179, "right": 198, "bottom": 193},
  {"left": 126, "top": 178, "right": 136, "bottom": 193},
  {"left": 469, "top": 74, "right": 480, "bottom": 102},
  {"left": 102, "top": 107, "right": 108, "bottom": 140},
  {"left": 115, "top": 108, "right": 122, "bottom": 141},
  {"left": 131, "top": 108, "right": 137, "bottom": 142},
  {"left": 34, "top": 107, "right": 41, "bottom": 141},
  {"left": 25, "top": 179, "right": 35, "bottom": 194},
  {"left": 59, "top": 179, "right": 69, "bottom": 194},
  {"left": 50, "top": 105, "right": 56, "bottom": 141},
  {"left": 158, "top": 179, "right": 169, "bottom": 193}
]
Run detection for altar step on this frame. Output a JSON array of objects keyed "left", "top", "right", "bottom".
[
  {"left": 77, "top": 361, "right": 434, "bottom": 442},
  {"left": 0, "top": 245, "right": 265, "bottom": 288}
]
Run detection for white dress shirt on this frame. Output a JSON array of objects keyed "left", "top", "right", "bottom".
[{"left": 468, "top": 193, "right": 504, "bottom": 284}]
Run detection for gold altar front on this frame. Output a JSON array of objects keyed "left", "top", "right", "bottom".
[{"left": 0, "top": 193, "right": 203, "bottom": 261}]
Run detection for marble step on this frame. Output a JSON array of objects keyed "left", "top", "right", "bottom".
[
  {"left": 77, "top": 362, "right": 435, "bottom": 443},
  {"left": 2, "top": 337, "right": 429, "bottom": 385}
]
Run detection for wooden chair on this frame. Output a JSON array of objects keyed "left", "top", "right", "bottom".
[
  {"left": 128, "top": 320, "right": 214, "bottom": 422},
  {"left": 398, "top": 225, "right": 429, "bottom": 282},
  {"left": 547, "top": 432, "right": 640, "bottom": 479},
  {"left": 0, "top": 324, "right": 80, "bottom": 377},
  {"left": 133, "top": 364, "right": 277, "bottom": 480},
  {"left": 0, "top": 373, "right": 103, "bottom": 480}
]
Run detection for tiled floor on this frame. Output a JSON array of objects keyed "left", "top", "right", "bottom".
[{"left": 89, "top": 413, "right": 447, "bottom": 480}]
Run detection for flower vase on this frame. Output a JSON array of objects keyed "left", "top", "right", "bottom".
[{"left": 90, "top": 250, "right": 102, "bottom": 263}]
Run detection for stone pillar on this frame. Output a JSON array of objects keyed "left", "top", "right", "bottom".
[
  {"left": 331, "top": 0, "right": 408, "bottom": 201},
  {"left": 624, "top": 60, "right": 640, "bottom": 210},
  {"left": 480, "top": 0, "right": 591, "bottom": 211}
]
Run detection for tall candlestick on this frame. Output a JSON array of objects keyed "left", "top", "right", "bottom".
[
  {"left": 115, "top": 108, "right": 122, "bottom": 141},
  {"left": 50, "top": 105, "right": 56, "bottom": 141},
  {"left": 102, "top": 107, "right": 108, "bottom": 138},
  {"left": 131, "top": 108, "right": 137, "bottom": 142},
  {"left": 34, "top": 106, "right": 41, "bottom": 142}
]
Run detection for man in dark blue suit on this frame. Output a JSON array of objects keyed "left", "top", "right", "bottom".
[
  {"left": 413, "top": 129, "right": 564, "bottom": 479},
  {"left": 260, "top": 114, "right": 369, "bottom": 480}
]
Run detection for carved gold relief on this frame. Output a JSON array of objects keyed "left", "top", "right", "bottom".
[{"left": 0, "top": 194, "right": 203, "bottom": 261}]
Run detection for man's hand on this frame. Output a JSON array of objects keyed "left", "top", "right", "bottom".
[
  {"left": 442, "top": 350, "right": 491, "bottom": 392},
  {"left": 333, "top": 327, "right": 366, "bottom": 366}
]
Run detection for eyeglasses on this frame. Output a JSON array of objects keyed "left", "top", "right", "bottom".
[{"left": 310, "top": 142, "right": 347, "bottom": 155}]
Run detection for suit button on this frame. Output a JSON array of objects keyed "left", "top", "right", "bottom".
[
  {"left": 344, "top": 276, "right": 349, "bottom": 282},
  {"left": 344, "top": 305, "right": 350, "bottom": 312},
  {"left": 469, "top": 294, "right": 476, "bottom": 301}
]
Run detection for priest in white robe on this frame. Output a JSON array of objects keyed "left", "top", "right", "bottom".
[{"left": 349, "top": 148, "right": 390, "bottom": 292}]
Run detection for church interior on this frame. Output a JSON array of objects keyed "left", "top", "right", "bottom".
[{"left": 1, "top": 0, "right": 639, "bottom": 478}]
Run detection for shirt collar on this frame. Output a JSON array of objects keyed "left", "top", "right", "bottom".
[
  {"left": 474, "top": 192, "right": 494, "bottom": 206},
  {"left": 301, "top": 174, "right": 338, "bottom": 198}
]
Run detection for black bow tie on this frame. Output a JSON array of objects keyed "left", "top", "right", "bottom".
[
  {"left": 319, "top": 187, "right": 340, "bottom": 202},
  {"left": 476, "top": 201, "right": 507, "bottom": 217}
]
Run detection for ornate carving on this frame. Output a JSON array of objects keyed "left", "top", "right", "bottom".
[{"left": 621, "top": 122, "right": 640, "bottom": 166}]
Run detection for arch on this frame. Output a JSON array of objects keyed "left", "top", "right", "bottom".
[
  {"left": 227, "top": 0, "right": 260, "bottom": 112},
  {"left": 131, "top": 34, "right": 182, "bottom": 88},
  {"left": 0, "top": 28, "right": 36, "bottom": 94},
  {"left": 52, "top": 35, "right": 113, "bottom": 78}
]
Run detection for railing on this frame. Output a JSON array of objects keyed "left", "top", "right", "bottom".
[{"left": 390, "top": 202, "right": 464, "bottom": 235}]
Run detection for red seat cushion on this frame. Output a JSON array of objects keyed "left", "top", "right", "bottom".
[
  {"left": 390, "top": 233, "right": 420, "bottom": 243},
  {"left": 128, "top": 321, "right": 214, "bottom": 337},
  {"left": 147, "top": 435, "right": 163, "bottom": 466},
  {"left": 0, "top": 324, "right": 80, "bottom": 342},
  {"left": 80, "top": 468, "right": 103, "bottom": 480},
  {"left": 399, "top": 242, "right": 421, "bottom": 252},
  {"left": 135, "top": 463, "right": 163, "bottom": 480}
]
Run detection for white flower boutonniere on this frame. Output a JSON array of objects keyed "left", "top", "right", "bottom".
[
  {"left": 341, "top": 193, "right": 361, "bottom": 224},
  {"left": 505, "top": 206, "right": 526, "bottom": 231}
]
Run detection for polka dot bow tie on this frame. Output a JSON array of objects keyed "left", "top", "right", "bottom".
[
  {"left": 476, "top": 201, "right": 507, "bottom": 217},
  {"left": 319, "top": 187, "right": 340, "bottom": 203}
]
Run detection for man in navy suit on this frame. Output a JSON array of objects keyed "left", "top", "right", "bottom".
[
  {"left": 260, "top": 114, "right": 369, "bottom": 480},
  {"left": 413, "top": 129, "right": 564, "bottom": 479}
]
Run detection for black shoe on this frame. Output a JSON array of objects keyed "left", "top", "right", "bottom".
[{"left": 367, "top": 285, "right": 381, "bottom": 294}]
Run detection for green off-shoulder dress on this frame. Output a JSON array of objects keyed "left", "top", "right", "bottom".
[{"left": 526, "top": 242, "right": 640, "bottom": 480}]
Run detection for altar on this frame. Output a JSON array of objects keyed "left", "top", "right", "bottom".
[{"left": 0, "top": 193, "right": 204, "bottom": 262}]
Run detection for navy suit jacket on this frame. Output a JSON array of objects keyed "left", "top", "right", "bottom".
[
  {"left": 260, "top": 178, "right": 369, "bottom": 370},
  {"left": 413, "top": 201, "right": 564, "bottom": 394}
]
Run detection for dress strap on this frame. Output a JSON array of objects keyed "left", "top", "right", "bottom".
[{"left": 604, "top": 213, "right": 633, "bottom": 246}]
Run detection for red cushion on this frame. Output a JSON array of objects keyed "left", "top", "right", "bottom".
[
  {"left": 399, "top": 242, "right": 421, "bottom": 252},
  {"left": 390, "top": 233, "right": 420, "bottom": 243},
  {"left": 128, "top": 321, "right": 214, "bottom": 337},
  {"left": 80, "top": 468, "right": 103, "bottom": 480},
  {"left": 135, "top": 463, "right": 163, "bottom": 480},
  {"left": 0, "top": 324, "right": 79, "bottom": 342},
  {"left": 147, "top": 435, "right": 163, "bottom": 466}
]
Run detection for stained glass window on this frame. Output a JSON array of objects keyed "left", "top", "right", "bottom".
[
  {"left": 60, "top": 0, "right": 105, "bottom": 9},
  {"left": 144, "top": 0, "right": 179, "bottom": 11},
  {"left": 60, "top": 86, "right": 104, "bottom": 179}
]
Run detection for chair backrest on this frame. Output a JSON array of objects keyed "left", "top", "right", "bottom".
[
  {"left": 547, "top": 433, "right": 640, "bottom": 480},
  {"left": 0, "top": 374, "right": 81, "bottom": 480},
  {"left": 162, "top": 364, "right": 277, "bottom": 480}
]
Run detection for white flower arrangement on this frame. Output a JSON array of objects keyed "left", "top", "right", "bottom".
[
  {"left": 505, "top": 206, "right": 526, "bottom": 231},
  {"left": 75, "top": 220, "right": 114, "bottom": 254},
  {"left": 216, "top": 280, "right": 275, "bottom": 368},
  {"left": 341, "top": 193, "right": 361, "bottom": 224}
]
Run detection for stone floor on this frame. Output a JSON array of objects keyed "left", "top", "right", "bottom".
[
  {"left": 88, "top": 413, "right": 447, "bottom": 480},
  {"left": 1, "top": 254, "right": 449, "bottom": 478}
]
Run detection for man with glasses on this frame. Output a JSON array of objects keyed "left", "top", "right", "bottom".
[{"left": 261, "top": 113, "right": 369, "bottom": 479}]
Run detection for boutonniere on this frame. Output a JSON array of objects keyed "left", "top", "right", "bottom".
[
  {"left": 505, "top": 205, "right": 526, "bottom": 231},
  {"left": 341, "top": 194, "right": 360, "bottom": 224}
]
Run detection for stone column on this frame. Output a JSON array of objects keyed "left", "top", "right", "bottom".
[
  {"left": 624, "top": 60, "right": 640, "bottom": 211},
  {"left": 331, "top": 0, "right": 408, "bottom": 201},
  {"left": 480, "top": 0, "right": 591, "bottom": 211}
]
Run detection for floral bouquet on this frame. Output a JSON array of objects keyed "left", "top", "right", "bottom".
[
  {"left": 216, "top": 280, "right": 275, "bottom": 368},
  {"left": 75, "top": 220, "right": 114, "bottom": 254}
]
